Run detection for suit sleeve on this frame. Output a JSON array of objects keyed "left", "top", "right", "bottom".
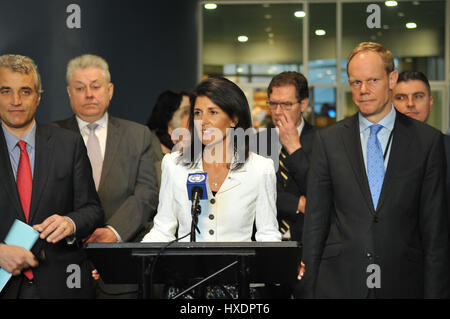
[
  {"left": 419, "top": 132, "right": 450, "bottom": 298},
  {"left": 301, "top": 130, "right": 333, "bottom": 298},
  {"left": 276, "top": 147, "right": 311, "bottom": 223},
  {"left": 66, "top": 135, "right": 104, "bottom": 239},
  {"left": 107, "top": 127, "right": 159, "bottom": 241}
]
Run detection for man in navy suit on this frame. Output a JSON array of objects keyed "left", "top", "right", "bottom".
[
  {"left": 0, "top": 54, "right": 103, "bottom": 298},
  {"left": 301, "top": 43, "right": 449, "bottom": 298}
]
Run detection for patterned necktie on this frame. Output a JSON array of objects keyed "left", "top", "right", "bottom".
[
  {"left": 367, "top": 124, "right": 385, "bottom": 209},
  {"left": 16, "top": 140, "right": 34, "bottom": 280},
  {"left": 278, "top": 147, "right": 290, "bottom": 235},
  {"left": 86, "top": 123, "right": 103, "bottom": 190}
]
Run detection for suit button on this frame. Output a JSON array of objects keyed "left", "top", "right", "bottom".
[
  {"left": 373, "top": 216, "right": 378, "bottom": 223},
  {"left": 210, "top": 198, "right": 216, "bottom": 204},
  {"left": 209, "top": 230, "right": 214, "bottom": 235},
  {"left": 209, "top": 214, "right": 214, "bottom": 220}
]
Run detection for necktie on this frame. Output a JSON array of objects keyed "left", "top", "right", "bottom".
[
  {"left": 86, "top": 123, "right": 103, "bottom": 190},
  {"left": 367, "top": 124, "right": 385, "bottom": 209},
  {"left": 278, "top": 147, "right": 290, "bottom": 235},
  {"left": 16, "top": 140, "right": 34, "bottom": 280}
]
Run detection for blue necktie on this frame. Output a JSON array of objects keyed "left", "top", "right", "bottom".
[{"left": 367, "top": 124, "right": 385, "bottom": 209}]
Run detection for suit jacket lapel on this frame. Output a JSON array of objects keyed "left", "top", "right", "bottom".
[
  {"left": 29, "top": 124, "right": 52, "bottom": 224},
  {"left": 341, "top": 114, "right": 376, "bottom": 215},
  {"left": 376, "top": 112, "right": 412, "bottom": 212},
  {"left": 65, "top": 115, "right": 80, "bottom": 132},
  {"left": 99, "top": 115, "right": 121, "bottom": 191},
  {"left": 0, "top": 128, "right": 25, "bottom": 221}
]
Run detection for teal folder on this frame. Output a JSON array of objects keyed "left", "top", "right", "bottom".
[{"left": 0, "top": 219, "right": 40, "bottom": 292}]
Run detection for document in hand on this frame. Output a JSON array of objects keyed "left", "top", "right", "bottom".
[{"left": 0, "top": 219, "right": 39, "bottom": 292}]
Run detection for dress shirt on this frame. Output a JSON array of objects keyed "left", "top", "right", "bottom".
[
  {"left": 359, "top": 105, "right": 396, "bottom": 172},
  {"left": 2, "top": 121, "right": 36, "bottom": 179}
]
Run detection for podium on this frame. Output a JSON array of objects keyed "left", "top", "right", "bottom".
[{"left": 86, "top": 241, "right": 301, "bottom": 299}]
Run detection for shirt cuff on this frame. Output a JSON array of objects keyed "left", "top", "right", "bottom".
[
  {"left": 65, "top": 216, "right": 77, "bottom": 245},
  {"left": 106, "top": 225, "right": 122, "bottom": 243}
]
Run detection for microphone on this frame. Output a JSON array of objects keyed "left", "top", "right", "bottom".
[
  {"left": 187, "top": 173, "right": 208, "bottom": 201},
  {"left": 186, "top": 173, "right": 208, "bottom": 242}
]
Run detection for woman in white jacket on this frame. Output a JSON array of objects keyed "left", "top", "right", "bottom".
[{"left": 142, "top": 76, "right": 281, "bottom": 243}]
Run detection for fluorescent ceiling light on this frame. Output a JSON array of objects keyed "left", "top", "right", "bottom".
[
  {"left": 237, "top": 35, "right": 249, "bottom": 43},
  {"left": 294, "top": 11, "right": 306, "bottom": 18},
  {"left": 315, "top": 29, "right": 326, "bottom": 36},
  {"left": 204, "top": 3, "right": 217, "bottom": 10},
  {"left": 385, "top": 1, "right": 398, "bottom": 7}
]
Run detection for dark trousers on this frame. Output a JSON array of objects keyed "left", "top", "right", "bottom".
[{"left": 18, "top": 278, "right": 39, "bottom": 299}]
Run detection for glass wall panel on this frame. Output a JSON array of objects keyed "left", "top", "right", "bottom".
[
  {"left": 342, "top": 1, "right": 445, "bottom": 81},
  {"left": 309, "top": 3, "right": 337, "bottom": 85}
]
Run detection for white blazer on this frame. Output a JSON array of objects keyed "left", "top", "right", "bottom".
[{"left": 142, "top": 151, "right": 281, "bottom": 242}]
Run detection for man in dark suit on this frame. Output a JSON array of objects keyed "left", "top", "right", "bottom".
[
  {"left": 0, "top": 54, "right": 103, "bottom": 298},
  {"left": 257, "top": 71, "right": 316, "bottom": 243},
  {"left": 53, "top": 54, "right": 158, "bottom": 244},
  {"left": 300, "top": 42, "right": 449, "bottom": 298}
]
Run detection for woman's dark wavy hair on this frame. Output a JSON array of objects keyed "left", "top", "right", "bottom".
[
  {"left": 146, "top": 90, "right": 189, "bottom": 150},
  {"left": 181, "top": 76, "right": 252, "bottom": 171}
]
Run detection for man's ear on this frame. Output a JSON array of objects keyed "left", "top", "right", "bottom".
[
  {"left": 388, "top": 71, "right": 399, "bottom": 90},
  {"left": 300, "top": 98, "right": 309, "bottom": 113},
  {"left": 108, "top": 82, "right": 114, "bottom": 101}
]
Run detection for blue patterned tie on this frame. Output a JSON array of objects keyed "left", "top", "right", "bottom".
[{"left": 367, "top": 124, "right": 385, "bottom": 209}]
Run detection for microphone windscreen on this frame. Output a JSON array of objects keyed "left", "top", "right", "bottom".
[{"left": 186, "top": 173, "right": 208, "bottom": 200}]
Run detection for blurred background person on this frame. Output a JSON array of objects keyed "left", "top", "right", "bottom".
[
  {"left": 147, "top": 90, "right": 191, "bottom": 187},
  {"left": 393, "top": 71, "right": 433, "bottom": 123}
]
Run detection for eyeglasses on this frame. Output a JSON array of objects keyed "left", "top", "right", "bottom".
[{"left": 266, "top": 100, "right": 299, "bottom": 110}]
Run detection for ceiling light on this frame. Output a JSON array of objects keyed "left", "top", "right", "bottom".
[
  {"left": 406, "top": 22, "right": 417, "bottom": 29},
  {"left": 237, "top": 35, "right": 249, "bottom": 43},
  {"left": 315, "top": 29, "right": 326, "bottom": 36},
  {"left": 385, "top": 1, "right": 398, "bottom": 7},
  {"left": 294, "top": 11, "right": 306, "bottom": 18},
  {"left": 204, "top": 3, "right": 217, "bottom": 10}
]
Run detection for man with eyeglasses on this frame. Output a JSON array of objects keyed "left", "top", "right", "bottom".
[
  {"left": 257, "top": 71, "right": 316, "bottom": 243},
  {"left": 300, "top": 42, "right": 449, "bottom": 298}
]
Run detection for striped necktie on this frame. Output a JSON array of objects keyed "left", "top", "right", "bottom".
[{"left": 278, "top": 147, "right": 290, "bottom": 234}]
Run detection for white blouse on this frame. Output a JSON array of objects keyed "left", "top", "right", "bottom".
[{"left": 142, "top": 151, "right": 281, "bottom": 242}]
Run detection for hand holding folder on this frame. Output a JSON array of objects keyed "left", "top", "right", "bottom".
[{"left": 0, "top": 219, "right": 40, "bottom": 292}]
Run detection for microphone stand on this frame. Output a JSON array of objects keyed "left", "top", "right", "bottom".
[{"left": 190, "top": 194, "right": 202, "bottom": 242}]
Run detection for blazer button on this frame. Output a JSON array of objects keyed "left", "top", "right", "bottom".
[
  {"left": 210, "top": 198, "right": 216, "bottom": 204},
  {"left": 209, "top": 214, "right": 214, "bottom": 220},
  {"left": 209, "top": 229, "right": 214, "bottom": 235}
]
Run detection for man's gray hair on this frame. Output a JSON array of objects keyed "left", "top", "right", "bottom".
[
  {"left": 66, "top": 54, "right": 111, "bottom": 84},
  {"left": 0, "top": 54, "right": 43, "bottom": 94}
]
